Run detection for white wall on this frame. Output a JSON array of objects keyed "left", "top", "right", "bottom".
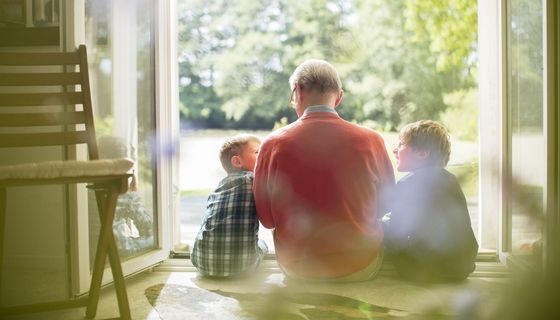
[{"left": 0, "top": 3, "right": 69, "bottom": 305}]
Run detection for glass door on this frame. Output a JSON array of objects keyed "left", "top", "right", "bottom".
[
  {"left": 505, "top": 0, "right": 545, "bottom": 260},
  {"left": 73, "top": 0, "right": 173, "bottom": 293},
  {"left": 86, "top": 0, "right": 157, "bottom": 262}
]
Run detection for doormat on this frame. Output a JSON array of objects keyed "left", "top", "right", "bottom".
[{"left": 145, "top": 283, "right": 446, "bottom": 319}]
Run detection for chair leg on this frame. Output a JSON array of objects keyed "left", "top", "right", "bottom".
[
  {"left": 85, "top": 190, "right": 110, "bottom": 319},
  {"left": 0, "top": 188, "right": 6, "bottom": 307},
  {"left": 86, "top": 188, "right": 131, "bottom": 320},
  {"left": 105, "top": 197, "right": 131, "bottom": 320}
]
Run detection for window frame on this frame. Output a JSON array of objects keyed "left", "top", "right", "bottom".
[
  {"left": 479, "top": 0, "right": 560, "bottom": 269},
  {"left": 478, "top": 0, "right": 506, "bottom": 256},
  {"left": 543, "top": 0, "right": 559, "bottom": 273}
]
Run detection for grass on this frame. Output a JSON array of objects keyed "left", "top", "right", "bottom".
[
  {"left": 179, "top": 166, "right": 479, "bottom": 198},
  {"left": 448, "top": 162, "right": 479, "bottom": 197},
  {"left": 181, "top": 128, "right": 270, "bottom": 138},
  {"left": 179, "top": 129, "right": 479, "bottom": 198},
  {"left": 180, "top": 189, "right": 212, "bottom": 197}
]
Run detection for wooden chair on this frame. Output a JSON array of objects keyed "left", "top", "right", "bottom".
[{"left": 0, "top": 45, "right": 132, "bottom": 319}]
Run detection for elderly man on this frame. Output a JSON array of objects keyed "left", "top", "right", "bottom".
[{"left": 254, "top": 59, "right": 395, "bottom": 281}]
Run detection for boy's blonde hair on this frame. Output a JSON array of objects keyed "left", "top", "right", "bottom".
[
  {"left": 399, "top": 120, "right": 451, "bottom": 166},
  {"left": 219, "top": 134, "right": 261, "bottom": 173}
]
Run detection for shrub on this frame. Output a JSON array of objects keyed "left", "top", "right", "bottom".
[{"left": 440, "top": 89, "right": 479, "bottom": 141}]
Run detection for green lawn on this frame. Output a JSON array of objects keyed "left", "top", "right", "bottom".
[{"left": 180, "top": 129, "right": 479, "bottom": 197}]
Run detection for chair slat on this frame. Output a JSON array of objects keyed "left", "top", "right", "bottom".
[
  {"left": 0, "top": 112, "right": 86, "bottom": 126},
  {"left": 0, "top": 132, "right": 89, "bottom": 147},
  {"left": 0, "top": 174, "right": 132, "bottom": 188},
  {"left": 0, "top": 52, "right": 80, "bottom": 66},
  {"left": 0, "top": 73, "right": 82, "bottom": 86},
  {"left": 0, "top": 92, "right": 83, "bottom": 106}
]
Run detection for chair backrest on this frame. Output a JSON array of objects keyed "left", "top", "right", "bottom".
[{"left": 0, "top": 45, "right": 99, "bottom": 160}]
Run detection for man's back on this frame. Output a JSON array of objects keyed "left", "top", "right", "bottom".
[{"left": 254, "top": 111, "right": 395, "bottom": 278}]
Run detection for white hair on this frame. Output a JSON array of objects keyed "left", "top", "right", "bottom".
[{"left": 289, "top": 59, "right": 342, "bottom": 93}]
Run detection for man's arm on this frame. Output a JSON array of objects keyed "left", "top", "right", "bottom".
[{"left": 253, "top": 140, "right": 275, "bottom": 229}]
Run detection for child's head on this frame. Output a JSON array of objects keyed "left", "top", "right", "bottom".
[
  {"left": 394, "top": 120, "right": 451, "bottom": 172},
  {"left": 219, "top": 134, "right": 261, "bottom": 174}
]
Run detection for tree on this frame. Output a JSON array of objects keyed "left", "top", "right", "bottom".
[
  {"left": 178, "top": 0, "right": 354, "bottom": 129},
  {"left": 404, "top": 0, "right": 477, "bottom": 81},
  {"left": 178, "top": 0, "right": 477, "bottom": 131},
  {"left": 338, "top": 0, "right": 465, "bottom": 130}
]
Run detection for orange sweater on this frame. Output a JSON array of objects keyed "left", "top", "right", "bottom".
[{"left": 254, "top": 111, "right": 395, "bottom": 278}]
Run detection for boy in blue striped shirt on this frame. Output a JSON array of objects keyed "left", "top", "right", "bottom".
[{"left": 383, "top": 120, "right": 478, "bottom": 282}]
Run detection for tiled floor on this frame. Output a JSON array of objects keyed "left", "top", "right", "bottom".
[{"left": 1, "top": 260, "right": 508, "bottom": 320}]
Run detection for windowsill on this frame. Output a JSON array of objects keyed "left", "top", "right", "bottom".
[
  {"left": 154, "top": 257, "right": 282, "bottom": 273},
  {"left": 171, "top": 249, "right": 500, "bottom": 262},
  {"left": 164, "top": 251, "right": 509, "bottom": 278},
  {"left": 505, "top": 253, "right": 541, "bottom": 274}
]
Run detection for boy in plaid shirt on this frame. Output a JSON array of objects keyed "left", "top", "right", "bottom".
[{"left": 191, "top": 134, "right": 268, "bottom": 277}]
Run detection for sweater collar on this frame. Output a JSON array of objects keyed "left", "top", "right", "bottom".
[
  {"left": 302, "top": 105, "right": 339, "bottom": 117},
  {"left": 304, "top": 105, "right": 338, "bottom": 115}
]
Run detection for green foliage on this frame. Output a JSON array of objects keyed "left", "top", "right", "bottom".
[
  {"left": 508, "top": 0, "right": 544, "bottom": 130},
  {"left": 405, "top": 0, "right": 478, "bottom": 78},
  {"left": 447, "top": 162, "right": 478, "bottom": 197},
  {"left": 178, "top": 0, "right": 478, "bottom": 131},
  {"left": 440, "top": 89, "right": 479, "bottom": 141},
  {"left": 273, "top": 116, "right": 289, "bottom": 130},
  {"left": 339, "top": 0, "right": 466, "bottom": 130}
]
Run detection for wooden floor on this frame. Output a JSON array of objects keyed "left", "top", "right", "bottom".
[{"left": 0, "top": 259, "right": 510, "bottom": 320}]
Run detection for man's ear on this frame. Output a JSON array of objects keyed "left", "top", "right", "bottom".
[
  {"left": 230, "top": 155, "right": 243, "bottom": 169},
  {"left": 334, "top": 90, "right": 344, "bottom": 108},
  {"left": 295, "top": 84, "right": 304, "bottom": 104}
]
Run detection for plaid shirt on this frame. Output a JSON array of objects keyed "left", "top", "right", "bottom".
[{"left": 191, "top": 171, "right": 262, "bottom": 277}]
